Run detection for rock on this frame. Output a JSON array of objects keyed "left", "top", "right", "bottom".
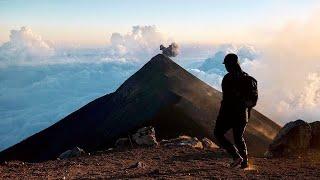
[
  {"left": 161, "top": 135, "right": 203, "bottom": 149},
  {"left": 310, "top": 121, "right": 320, "bottom": 149},
  {"left": 128, "top": 161, "right": 146, "bottom": 169},
  {"left": 201, "top": 137, "right": 218, "bottom": 150},
  {"left": 58, "top": 147, "right": 86, "bottom": 160},
  {"left": 268, "top": 119, "right": 312, "bottom": 157},
  {"left": 149, "top": 169, "right": 160, "bottom": 175},
  {"left": 132, "top": 126, "right": 158, "bottom": 146},
  {"left": 115, "top": 138, "right": 131, "bottom": 148},
  {"left": 264, "top": 151, "right": 273, "bottom": 158}
]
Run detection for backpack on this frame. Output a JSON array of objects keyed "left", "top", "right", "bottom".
[{"left": 241, "top": 73, "right": 258, "bottom": 117}]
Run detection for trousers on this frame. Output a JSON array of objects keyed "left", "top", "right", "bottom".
[{"left": 214, "top": 107, "right": 248, "bottom": 163}]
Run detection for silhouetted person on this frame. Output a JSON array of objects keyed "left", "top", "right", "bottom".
[{"left": 214, "top": 53, "right": 258, "bottom": 169}]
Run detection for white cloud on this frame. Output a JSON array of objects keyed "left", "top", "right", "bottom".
[
  {"left": 188, "top": 68, "right": 222, "bottom": 90},
  {"left": 0, "top": 27, "right": 55, "bottom": 65},
  {"left": 0, "top": 62, "right": 139, "bottom": 151},
  {"left": 244, "top": 13, "right": 320, "bottom": 124},
  {"left": 108, "top": 25, "right": 169, "bottom": 61},
  {"left": 199, "top": 44, "right": 259, "bottom": 74}
]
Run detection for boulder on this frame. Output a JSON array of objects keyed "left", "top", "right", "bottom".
[
  {"left": 161, "top": 135, "right": 203, "bottom": 149},
  {"left": 132, "top": 126, "right": 158, "bottom": 146},
  {"left": 201, "top": 137, "right": 219, "bottom": 150},
  {"left": 268, "top": 119, "right": 312, "bottom": 157},
  {"left": 115, "top": 138, "right": 131, "bottom": 148},
  {"left": 310, "top": 121, "right": 320, "bottom": 149},
  {"left": 58, "top": 147, "right": 85, "bottom": 160}
]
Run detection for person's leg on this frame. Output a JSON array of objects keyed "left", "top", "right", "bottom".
[
  {"left": 214, "top": 120, "right": 241, "bottom": 160},
  {"left": 233, "top": 121, "right": 248, "bottom": 168}
]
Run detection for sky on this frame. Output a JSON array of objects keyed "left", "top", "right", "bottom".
[{"left": 1, "top": 0, "right": 319, "bottom": 46}]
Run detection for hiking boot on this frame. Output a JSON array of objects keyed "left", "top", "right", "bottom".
[{"left": 230, "top": 157, "right": 243, "bottom": 168}]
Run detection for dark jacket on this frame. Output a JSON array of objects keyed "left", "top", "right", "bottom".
[{"left": 218, "top": 71, "right": 248, "bottom": 123}]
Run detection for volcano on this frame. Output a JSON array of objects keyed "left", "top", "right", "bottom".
[{"left": 0, "top": 54, "right": 280, "bottom": 162}]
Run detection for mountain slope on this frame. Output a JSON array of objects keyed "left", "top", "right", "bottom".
[{"left": 0, "top": 54, "right": 280, "bottom": 162}]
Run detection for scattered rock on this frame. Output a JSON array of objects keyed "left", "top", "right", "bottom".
[
  {"left": 161, "top": 135, "right": 203, "bottom": 149},
  {"left": 115, "top": 137, "right": 131, "bottom": 148},
  {"left": 58, "top": 147, "right": 86, "bottom": 160},
  {"left": 128, "top": 161, "right": 146, "bottom": 169},
  {"left": 132, "top": 126, "right": 158, "bottom": 146},
  {"left": 201, "top": 137, "right": 218, "bottom": 150},
  {"left": 159, "top": 139, "right": 169, "bottom": 145},
  {"left": 3, "top": 161, "right": 25, "bottom": 167},
  {"left": 310, "top": 121, "right": 320, "bottom": 149},
  {"left": 268, "top": 119, "right": 312, "bottom": 157},
  {"left": 264, "top": 151, "right": 273, "bottom": 158},
  {"left": 149, "top": 169, "right": 161, "bottom": 175}
]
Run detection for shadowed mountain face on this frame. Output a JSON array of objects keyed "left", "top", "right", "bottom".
[{"left": 0, "top": 54, "right": 281, "bottom": 162}]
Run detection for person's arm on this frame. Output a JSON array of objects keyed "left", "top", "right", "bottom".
[
  {"left": 220, "top": 75, "right": 228, "bottom": 109},
  {"left": 217, "top": 75, "right": 227, "bottom": 121}
]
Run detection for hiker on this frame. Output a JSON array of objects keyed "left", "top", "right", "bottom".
[{"left": 214, "top": 53, "right": 258, "bottom": 169}]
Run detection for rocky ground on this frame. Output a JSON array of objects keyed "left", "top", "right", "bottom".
[{"left": 1, "top": 146, "right": 320, "bottom": 179}]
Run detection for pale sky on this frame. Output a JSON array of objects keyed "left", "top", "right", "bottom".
[{"left": 0, "top": 0, "right": 319, "bottom": 46}]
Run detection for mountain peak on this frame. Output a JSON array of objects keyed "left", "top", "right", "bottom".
[
  {"left": 115, "top": 54, "right": 181, "bottom": 94},
  {"left": 148, "top": 53, "right": 173, "bottom": 64},
  {"left": 138, "top": 54, "right": 178, "bottom": 74}
]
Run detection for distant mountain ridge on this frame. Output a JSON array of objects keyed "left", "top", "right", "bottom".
[{"left": 0, "top": 54, "right": 280, "bottom": 162}]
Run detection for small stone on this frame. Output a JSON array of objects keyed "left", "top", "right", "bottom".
[
  {"left": 128, "top": 161, "right": 146, "bottom": 169},
  {"left": 161, "top": 135, "right": 203, "bottom": 149},
  {"left": 150, "top": 169, "right": 160, "bottom": 175},
  {"left": 201, "top": 137, "right": 219, "bottom": 150},
  {"left": 115, "top": 138, "right": 131, "bottom": 148},
  {"left": 132, "top": 126, "right": 158, "bottom": 146},
  {"left": 58, "top": 147, "right": 86, "bottom": 160}
]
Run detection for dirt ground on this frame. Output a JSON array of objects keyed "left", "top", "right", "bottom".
[{"left": 1, "top": 146, "right": 320, "bottom": 179}]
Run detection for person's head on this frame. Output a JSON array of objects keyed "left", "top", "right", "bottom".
[{"left": 223, "top": 53, "right": 242, "bottom": 73}]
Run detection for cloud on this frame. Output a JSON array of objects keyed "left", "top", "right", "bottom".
[
  {"left": 188, "top": 68, "right": 222, "bottom": 89},
  {"left": 242, "top": 12, "right": 320, "bottom": 124},
  {"left": 199, "top": 44, "right": 259, "bottom": 74},
  {"left": 0, "top": 61, "right": 139, "bottom": 151},
  {"left": 108, "top": 25, "right": 169, "bottom": 61},
  {"left": 0, "top": 26, "right": 178, "bottom": 66},
  {"left": 0, "top": 27, "right": 55, "bottom": 65}
]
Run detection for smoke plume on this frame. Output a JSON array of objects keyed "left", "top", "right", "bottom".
[{"left": 160, "top": 42, "right": 179, "bottom": 57}]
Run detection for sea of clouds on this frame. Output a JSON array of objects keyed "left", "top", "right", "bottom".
[{"left": 0, "top": 22, "right": 319, "bottom": 151}]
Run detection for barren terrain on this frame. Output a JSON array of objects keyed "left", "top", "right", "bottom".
[{"left": 1, "top": 146, "right": 320, "bottom": 179}]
